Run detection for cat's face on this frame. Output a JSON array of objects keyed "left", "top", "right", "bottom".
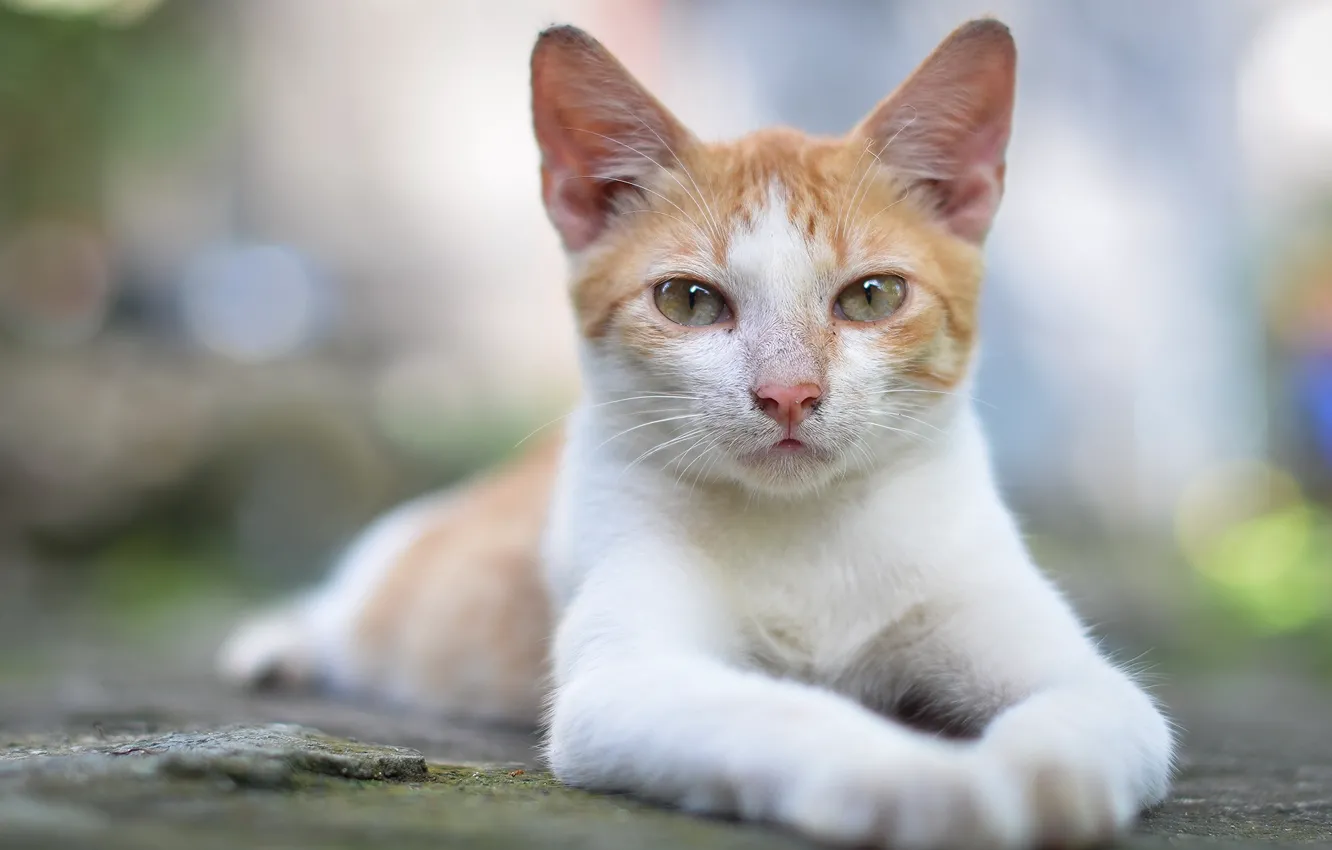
[{"left": 532, "top": 22, "right": 1014, "bottom": 495}]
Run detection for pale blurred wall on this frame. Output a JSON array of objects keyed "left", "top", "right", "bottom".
[{"left": 231, "top": 0, "right": 606, "bottom": 418}]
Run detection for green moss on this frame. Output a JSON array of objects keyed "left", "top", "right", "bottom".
[{"left": 424, "top": 764, "right": 564, "bottom": 791}]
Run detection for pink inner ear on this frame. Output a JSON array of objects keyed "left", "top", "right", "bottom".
[
  {"left": 852, "top": 20, "right": 1016, "bottom": 244},
  {"left": 544, "top": 168, "right": 605, "bottom": 252},
  {"left": 534, "top": 98, "right": 609, "bottom": 252},
  {"left": 538, "top": 126, "right": 602, "bottom": 251},
  {"left": 937, "top": 122, "right": 1009, "bottom": 243},
  {"left": 940, "top": 167, "right": 1002, "bottom": 244},
  {"left": 531, "top": 27, "right": 692, "bottom": 253}
]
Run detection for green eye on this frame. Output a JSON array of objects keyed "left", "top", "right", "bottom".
[
  {"left": 653, "top": 279, "right": 728, "bottom": 327},
  {"left": 835, "top": 274, "right": 907, "bottom": 322}
]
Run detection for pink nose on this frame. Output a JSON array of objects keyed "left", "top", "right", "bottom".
[{"left": 754, "top": 382, "right": 824, "bottom": 429}]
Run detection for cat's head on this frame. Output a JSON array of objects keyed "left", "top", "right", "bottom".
[{"left": 531, "top": 20, "right": 1014, "bottom": 495}]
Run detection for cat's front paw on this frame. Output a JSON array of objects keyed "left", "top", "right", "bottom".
[
  {"left": 1008, "top": 752, "right": 1138, "bottom": 848},
  {"left": 771, "top": 746, "right": 1026, "bottom": 849}
]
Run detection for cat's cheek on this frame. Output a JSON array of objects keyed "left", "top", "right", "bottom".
[
  {"left": 826, "top": 333, "right": 898, "bottom": 403},
  {"left": 861, "top": 305, "right": 970, "bottom": 389},
  {"left": 616, "top": 316, "right": 688, "bottom": 364}
]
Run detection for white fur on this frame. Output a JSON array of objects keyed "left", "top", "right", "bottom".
[{"left": 541, "top": 184, "right": 1174, "bottom": 848}]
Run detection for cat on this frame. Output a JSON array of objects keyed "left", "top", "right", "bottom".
[{"left": 217, "top": 18, "right": 1175, "bottom": 848}]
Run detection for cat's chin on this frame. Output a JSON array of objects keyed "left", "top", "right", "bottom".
[{"left": 719, "top": 442, "right": 851, "bottom": 497}]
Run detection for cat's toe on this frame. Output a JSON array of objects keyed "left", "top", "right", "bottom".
[
  {"left": 1015, "top": 756, "right": 1136, "bottom": 847},
  {"left": 778, "top": 747, "right": 1025, "bottom": 849}
]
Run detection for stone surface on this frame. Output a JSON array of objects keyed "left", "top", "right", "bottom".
[
  {"left": 2, "top": 660, "right": 1331, "bottom": 848},
  {"left": 0, "top": 721, "right": 808, "bottom": 850},
  {"left": 1, "top": 724, "right": 428, "bottom": 787}
]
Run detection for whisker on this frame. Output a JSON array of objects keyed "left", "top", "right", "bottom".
[
  {"left": 865, "top": 421, "right": 934, "bottom": 444},
  {"left": 599, "top": 394, "right": 703, "bottom": 405},
  {"left": 621, "top": 208, "right": 711, "bottom": 234},
  {"left": 849, "top": 438, "right": 875, "bottom": 476},
  {"left": 685, "top": 438, "right": 726, "bottom": 500},
  {"left": 561, "top": 127, "right": 714, "bottom": 246},
  {"left": 666, "top": 441, "right": 705, "bottom": 493},
  {"left": 633, "top": 116, "right": 725, "bottom": 246},
  {"left": 677, "top": 433, "right": 723, "bottom": 484},
  {"left": 836, "top": 138, "right": 876, "bottom": 242},
  {"left": 594, "top": 414, "right": 705, "bottom": 452},
  {"left": 874, "top": 387, "right": 996, "bottom": 410},
  {"left": 612, "top": 407, "right": 695, "bottom": 417},
  {"left": 514, "top": 411, "right": 577, "bottom": 448},
  {"left": 558, "top": 169, "right": 710, "bottom": 246},
  {"left": 514, "top": 394, "right": 702, "bottom": 447},
  {"left": 859, "top": 195, "right": 909, "bottom": 226},
  {"left": 842, "top": 110, "right": 917, "bottom": 240},
  {"left": 841, "top": 141, "right": 884, "bottom": 240},
  {"left": 666, "top": 434, "right": 714, "bottom": 498},
  {"left": 597, "top": 177, "right": 713, "bottom": 245},
  {"left": 622, "top": 427, "right": 708, "bottom": 475},
  {"left": 875, "top": 410, "right": 946, "bottom": 435}
]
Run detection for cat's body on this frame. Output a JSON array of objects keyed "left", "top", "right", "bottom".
[{"left": 219, "top": 20, "right": 1174, "bottom": 848}]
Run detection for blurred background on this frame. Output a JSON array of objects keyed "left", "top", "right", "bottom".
[{"left": 1, "top": 0, "right": 1329, "bottom": 691}]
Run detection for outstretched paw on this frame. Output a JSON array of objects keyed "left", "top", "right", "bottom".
[
  {"left": 1014, "top": 753, "right": 1136, "bottom": 847},
  {"left": 773, "top": 746, "right": 1026, "bottom": 849}
]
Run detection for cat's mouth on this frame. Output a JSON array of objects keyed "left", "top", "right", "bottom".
[{"left": 741, "top": 437, "right": 826, "bottom": 463}]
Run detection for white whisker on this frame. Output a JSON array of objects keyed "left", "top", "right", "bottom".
[
  {"left": 842, "top": 109, "right": 917, "bottom": 240},
  {"left": 876, "top": 410, "right": 946, "bottom": 435},
  {"left": 687, "top": 438, "right": 727, "bottom": 500},
  {"left": 677, "top": 434, "right": 723, "bottom": 484},
  {"left": 621, "top": 428, "right": 708, "bottom": 479},
  {"left": 848, "top": 113, "right": 915, "bottom": 228},
  {"left": 514, "top": 394, "right": 702, "bottom": 447},
  {"left": 865, "top": 421, "right": 933, "bottom": 444},
  {"left": 836, "top": 137, "right": 876, "bottom": 242},
  {"left": 595, "top": 414, "right": 705, "bottom": 452},
  {"left": 874, "top": 387, "right": 996, "bottom": 410},
  {"left": 633, "top": 116, "right": 725, "bottom": 246},
  {"left": 562, "top": 127, "right": 715, "bottom": 246}
]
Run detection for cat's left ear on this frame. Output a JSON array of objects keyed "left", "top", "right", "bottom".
[
  {"left": 532, "top": 26, "right": 695, "bottom": 252},
  {"left": 852, "top": 19, "right": 1016, "bottom": 244}
]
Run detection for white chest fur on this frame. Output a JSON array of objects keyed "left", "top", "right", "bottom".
[{"left": 545, "top": 403, "right": 1014, "bottom": 686}]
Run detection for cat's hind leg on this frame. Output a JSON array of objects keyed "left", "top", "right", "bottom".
[
  {"left": 216, "top": 492, "right": 456, "bottom": 694},
  {"left": 216, "top": 440, "right": 559, "bottom": 725}
]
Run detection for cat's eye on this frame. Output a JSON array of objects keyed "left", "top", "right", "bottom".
[
  {"left": 653, "top": 279, "right": 729, "bottom": 327},
  {"left": 835, "top": 275, "right": 907, "bottom": 323}
]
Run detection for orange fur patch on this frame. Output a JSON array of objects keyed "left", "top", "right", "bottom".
[{"left": 351, "top": 434, "right": 561, "bottom": 723}]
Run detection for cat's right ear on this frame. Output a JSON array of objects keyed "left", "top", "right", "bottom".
[
  {"left": 851, "top": 19, "right": 1016, "bottom": 244},
  {"left": 531, "top": 26, "right": 694, "bottom": 252}
]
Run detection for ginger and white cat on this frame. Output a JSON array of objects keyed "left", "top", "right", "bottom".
[{"left": 218, "top": 19, "right": 1174, "bottom": 848}]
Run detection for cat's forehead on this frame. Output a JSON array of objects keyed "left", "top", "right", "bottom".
[
  {"left": 677, "top": 130, "right": 925, "bottom": 283},
  {"left": 722, "top": 180, "right": 834, "bottom": 307},
  {"left": 689, "top": 128, "right": 861, "bottom": 229}
]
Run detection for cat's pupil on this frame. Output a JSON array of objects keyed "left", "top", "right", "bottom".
[
  {"left": 688, "top": 286, "right": 699, "bottom": 310},
  {"left": 863, "top": 282, "right": 877, "bottom": 304}
]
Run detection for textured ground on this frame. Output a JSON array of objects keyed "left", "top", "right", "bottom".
[{"left": 2, "top": 661, "right": 1330, "bottom": 849}]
